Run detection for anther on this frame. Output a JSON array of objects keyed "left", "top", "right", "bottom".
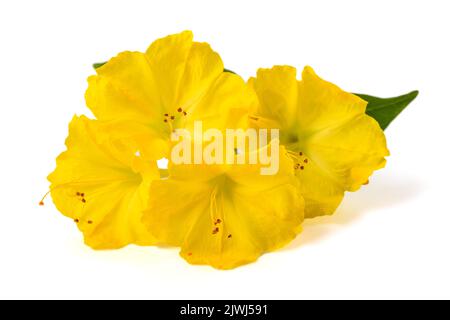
[
  {"left": 164, "top": 113, "right": 169, "bottom": 117},
  {"left": 76, "top": 192, "right": 81, "bottom": 196},
  {"left": 80, "top": 193, "right": 85, "bottom": 197},
  {"left": 187, "top": 252, "right": 193, "bottom": 256},
  {"left": 227, "top": 234, "right": 232, "bottom": 239},
  {"left": 214, "top": 219, "right": 222, "bottom": 225},
  {"left": 177, "top": 108, "right": 182, "bottom": 112},
  {"left": 87, "top": 220, "right": 93, "bottom": 224},
  {"left": 212, "top": 227, "right": 219, "bottom": 235},
  {"left": 303, "top": 159, "right": 308, "bottom": 163},
  {"left": 81, "top": 198, "right": 86, "bottom": 203},
  {"left": 39, "top": 190, "right": 51, "bottom": 207},
  {"left": 300, "top": 166, "right": 304, "bottom": 170},
  {"left": 163, "top": 119, "right": 168, "bottom": 122},
  {"left": 74, "top": 219, "right": 79, "bottom": 223},
  {"left": 299, "top": 152, "right": 303, "bottom": 156},
  {"left": 170, "top": 116, "right": 175, "bottom": 120},
  {"left": 183, "top": 111, "right": 187, "bottom": 116}
]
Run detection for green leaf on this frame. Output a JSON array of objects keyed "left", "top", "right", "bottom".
[
  {"left": 93, "top": 61, "right": 107, "bottom": 69},
  {"left": 355, "top": 90, "right": 418, "bottom": 130},
  {"left": 224, "top": 68, "right": 236, "bottom": 74}
]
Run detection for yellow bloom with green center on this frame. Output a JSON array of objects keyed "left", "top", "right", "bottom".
[
  {"left": 47, "top": 115, "right": 159, "bottom": 249},
  {"left": 85, "top": 30, "right": 255, "bottom": 159},
  {"left": 249, "top": 66, "right": 389, "bottom": 218},
  {"left": 142, "top": 145, "right": 304, "bottom": 269}
]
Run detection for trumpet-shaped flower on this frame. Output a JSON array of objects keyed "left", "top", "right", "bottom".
[
  {"left": 85, "top": 31, "right": 256, "bottom": 159},
  {"left": 47, "top": 116, "right": 159, "bottom": 249},
  {"left": 249, "top": 66, "right": 389, "bottom": 218},
  {"left": 142, "top": 146, "right": 304, "bottom": 269}
]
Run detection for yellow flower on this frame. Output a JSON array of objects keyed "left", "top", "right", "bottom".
[
  {"left": 249, "top": 66, "right": 389, "bottom": 218},
  {"left": 46, "top": 116, "right": 159, "bottom": 249},
  {"left": 142, "top": 145, "right": 304, "bottom": 269},
  {"left": 85, "top": 30, "right": 255, "bottom": 159}
]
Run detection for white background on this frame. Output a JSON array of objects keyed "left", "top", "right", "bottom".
[{"left": 1, "top": 0, "right": 449, "bottom": 300}]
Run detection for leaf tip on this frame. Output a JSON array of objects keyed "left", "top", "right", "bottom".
[
  {"left": 224, "top": 68, "right": 237, "bottom": 75},
  {"left": 409, "top": 90, "right": 419, "bottom": 100},
  {"left": 93, "top": 61, "right": 107, "bottom": 70}
]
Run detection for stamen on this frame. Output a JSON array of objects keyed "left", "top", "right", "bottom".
[
  {"left": 183, "top": 111, "right": 187, "bottom": 116},
  {"left": 209, "top": 186, "right": 219, "bottom": 224},
  {"left": 227, "top": 234, "right": 232, "bottom": 239},
  {"left": 303, "top": 159, "right": 308, "bottom": 163},
  {"left": 212, "top": 227, "right": 219, "bottom": 235},
  {"left": 299, "top": 151, "right": 303, "bottom": 156},
  {"left": 163, "top": 114, "right": 175, "bottom": 133},
  {"left": 87, "top": 220, "right": 93, "bottom": 224},
  {"left": 81, "top": 198, "right": 86, "bottom": 203},
  {"left": 187, "top": 252, "right": 193, "bottom": 256},
  {"left": 177, "top": 108, "right": 182, "bottom": 112},
  {"left": 38, "top": 190, "right": 51, "bottom": 206},
  {"left": 74, "top": 219, "right": 79, "bottom": 223},
  {"left": 300, "top": 166, "right": 304, "bottom": 170},
  {"left": 39, "top": 178, "right": 127, "bottom": 207}
]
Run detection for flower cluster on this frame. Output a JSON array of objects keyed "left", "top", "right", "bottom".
[{"left": 44, "top": 31, "right": 389, "bottom": 269}]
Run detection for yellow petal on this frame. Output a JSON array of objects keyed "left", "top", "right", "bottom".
[
  {"left": 305, "top": 114, "right": 388, "bottom": 192},
  {"left": 295, "top": 68, "right": 389, "bottom": 217},
  {"left": 184, "top": 72, "right": 257, "bottom": 132},
  {"left": 47, "top": 116, "right": 159, "bottom": 249},
  {"left": 85, "top": 31, "right": 240, "bottom": 147},
  {"left": 175, "top": 42, "right": 224, "bottom": 111},
  {"left": 85, "top": 51, "right": 163, "bottom": 127},
  {"left": 85, "top": 31, "right": 195, "bottom": 136},
  {"left": 293, "top": 154, "right": 345, "bottom": 218},
  {"left": 145, "top": 30, "right": 194, "bottom": 111},
  {"left": 93, "top": 119, "right": 169, "bottom": 161},
  {"left": 248, "top": 66, "right": 298, "bottom": 132},
  {"left": 295, "top": 116, "right": 388, "bottom": 218},
  {"left": 142, "top": 146, "right": 303, "bottom": 269},
  {"left": 297, "top": 66, "right": 367, "bottom": 134},
  {"left": 250, "top": 66, "right": 389, "bottom": 218}
]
